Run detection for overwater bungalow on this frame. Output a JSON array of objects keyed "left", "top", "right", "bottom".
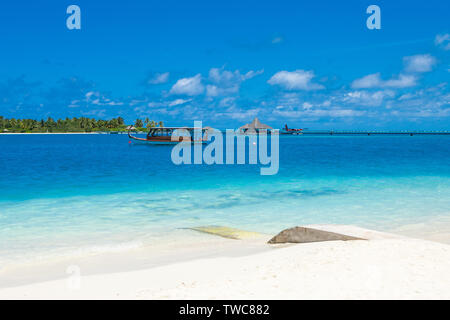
[{"left": 239, "top": 118, "right": 273, "bottom": 134}]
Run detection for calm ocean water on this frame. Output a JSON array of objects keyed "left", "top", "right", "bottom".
[{"left": 1, "top": 134, "right": 450, "bottom": 266}]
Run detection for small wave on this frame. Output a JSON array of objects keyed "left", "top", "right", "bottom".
[
  {"left": 72, "top": 240, "right": 145, "bottom": 256},
  {"left": 0, "top": 240, "right": 145, "bottom": 272}
]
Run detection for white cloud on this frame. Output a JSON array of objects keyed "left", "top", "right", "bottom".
[
  {"left": 403, "top": 54, "right": 436, "bottom": 73},
  {"left": 129, "top": 98, "right": 148, "bottom": 106},
  {"left": 147, "top": 101, "right": 165, "bottom": 108},
  {"left": 271, "top": 37, "right": 283, "bottom": 44},
  {"left": 383, "top": 74, "right": 417, "bottom": 88},
  {"left": 273, "top": 108, "right": 365, "bottom": 118},
  {"left": 168, "top": 98, "right": 191, "bottom": 107},
  {"left": 209, "top": 68, "right": 262, "bottom": 84},
  {"left": 435, "top": 33, "right": 450, "bottom": 50},
  {"left": 351, "top": 54, "right": 435, "bottom": 90},
  {"left": 81, "top": 109, "right": 107, "bottom": 117},
  {"left": 218, "top": 97, "right": 236, "bottom": 108},
  {"left": 84, "top": 91, "right": 123, "bottom": 106},
  {"left": 344, "top": 90, "right": 395, "bottom": 107},
  {"left": 398, "top": 93, "right": 414, "bottom": 101},
  {"left": 267, "top": 70, "right": 324, "bottom": 90},
  {"left": 206, "top": 68, "right": 263, "bottom": 96},
  {"left": 351, "top": 73, "right": 417, "bottom": 89},
  {"left": 85, "top": 91, "right": 96, "bottom": 99},
  {"left": 68, "top": 99, "right": 79, "bottom": 108},
  {"left": 351, "top": 74, "right": 381, "bottom": 89},
  {"left": 206, "top": 85, "right": 223, "bottom": 97},
  {"left": 169, "top": 74, "right": 204, "bottom": 96},
  {"left": 205, "top": 83, "right": 241, "bottom": 97},
  {"left": 302, "top": 102, "right": 313, "bottom": 110},
  {"left": 386, "top": 84, "right": 450, "bottom": 116},
  {"left": 148, "top": 72, "right": 170, "bottom": 84},
  {"left": 222, "top": 110, "right": 261, "bottom": 120}
]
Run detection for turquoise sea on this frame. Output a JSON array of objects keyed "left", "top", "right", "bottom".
[{"left": 1, "top": 134, "right": 450, "bottom": 268}]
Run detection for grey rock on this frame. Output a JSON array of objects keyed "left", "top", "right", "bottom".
[{"left": 268, "top": 226, "right": 365, "bottom": 244}]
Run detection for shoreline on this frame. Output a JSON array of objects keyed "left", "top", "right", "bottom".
[
  {"left": 1, "top": 224, "right": 449, "bottom": 299},
  {"left": 2, "top": 215, "right": 449, "bottom": 278}
]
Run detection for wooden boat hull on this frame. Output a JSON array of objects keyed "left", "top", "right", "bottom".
[
  {"left": 128, "top": 126, "right": 209, "bottom": 145},
  {"left": 131, "top": 139, "right": 205, "bottom": 145},
  {"left": 128, "top": 133, "right": 206, "bottom": 145}
]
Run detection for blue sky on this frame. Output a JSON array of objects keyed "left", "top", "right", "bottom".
[{"left": 0, "top": 0, "right": 449, "bottom": 129}]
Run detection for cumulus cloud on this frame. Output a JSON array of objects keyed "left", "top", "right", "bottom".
[
  {"left": 205, "top": 85, "right": 223, "bottom": 97},
  {"left": 267, "top": 70, "right": 324, "bottom": 90},
  {"left": 351, "top": 73, "right": 417, "bottom": 89},
  {"left": 147, "top": 72, "right": 170, "bottom": 84},
  {"left": 273, "top": 107, "right": 365, "bottom": 118},
  {"left": 435, "top": 33, "right": 450, "bottom": 50},
  {"left": 169, "top": 74, "right": 204, "bottom": 96},
  {"left": 344, "top": 90, "right": 396, "bottom": 107},
  {"left": 383, "top": 74, "right": 417, "bottom": 88},
  {"left": 206, "top": 68, "right": 263, "bottom": 97},
  {"left": 403, "top": 54, "right": 436, "bottom": 73},
  {"left": 351, "top": 73, "right": 381, "bottom": 89},
  {"left": 351, "top": 54, "right": 435, "bottom": 90},
  {"left": 385, "top": 84, "right": 450, "bottom": 118},
  {"left": 209, "top": 68, "right": 262, "bottom": 84}
]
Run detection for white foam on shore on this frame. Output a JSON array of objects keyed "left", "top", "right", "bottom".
[{"left": 384, "top": 215, "right": 450, "bottom": 244}]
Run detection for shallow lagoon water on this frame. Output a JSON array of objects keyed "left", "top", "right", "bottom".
[{"left": 1, "top": 134, "right": 449, "bottom": 267}]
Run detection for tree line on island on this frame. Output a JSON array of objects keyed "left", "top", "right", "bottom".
[{"left": 0, "top": 116, "right": 163, "bottom": 133}]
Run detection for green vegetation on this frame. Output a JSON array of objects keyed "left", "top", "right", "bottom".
[{"left": 0, "top": 116, "right": 163, "bottom": 133}]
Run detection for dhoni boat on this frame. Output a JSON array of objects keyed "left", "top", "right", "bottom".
[{"left": 128, "top": 126, "right": 210, "bottom": 145}]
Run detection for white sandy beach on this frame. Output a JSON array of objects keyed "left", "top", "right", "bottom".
[{"left": 0, "top": 225, "right": 449, "bottom": 300}]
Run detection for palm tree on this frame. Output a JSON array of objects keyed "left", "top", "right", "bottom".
[{"left": 135, "top": 119, "right": 143, "bottom": 128}]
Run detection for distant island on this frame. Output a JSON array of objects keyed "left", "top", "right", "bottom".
[{"left": 0, "top": 116, "right": 163, "bottom": 133}]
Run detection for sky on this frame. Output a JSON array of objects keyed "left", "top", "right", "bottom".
[{"left": 0, "top": 0, "right": 449, "bottom": 129}]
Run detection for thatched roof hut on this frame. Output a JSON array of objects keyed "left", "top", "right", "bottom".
[{"left": 239, "top": 117, "right": 272, "bottom": 133}]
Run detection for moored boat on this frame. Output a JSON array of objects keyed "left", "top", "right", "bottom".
[{"left": 128, "top": 126, "right": 209, "bottom": 145}]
